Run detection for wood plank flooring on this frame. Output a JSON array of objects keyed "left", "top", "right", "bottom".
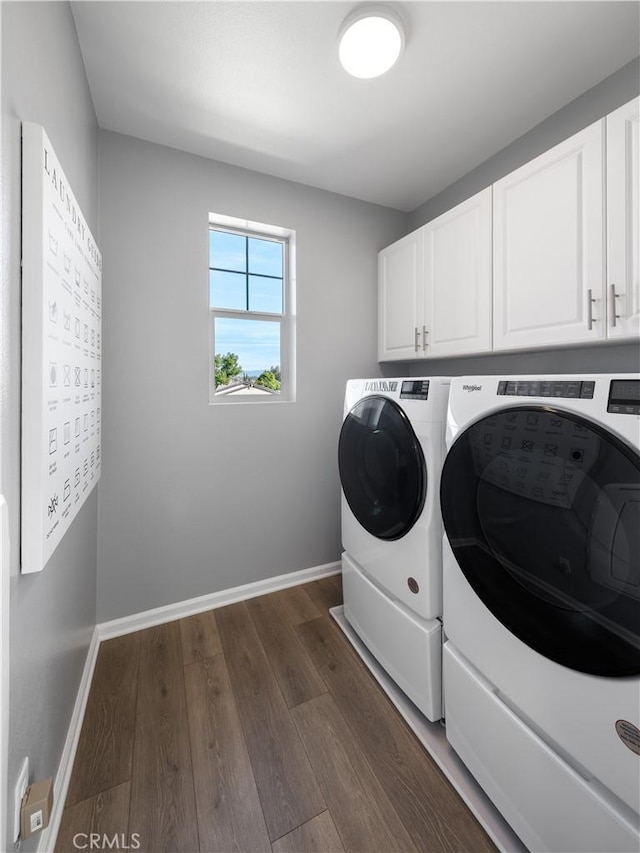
[{"left": 56, "top": 575, "right": 496, "bottom": 853}]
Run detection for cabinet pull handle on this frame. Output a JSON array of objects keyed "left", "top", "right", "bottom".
[
  {"left": 422, "top": 325, "right": 428, "bottom": 351},
  {"left": 610, "top": 284, "right": 621, "bottom": 328},
  {"left": 414, "top": 326, "right": 420, "bottom": 352},
  {"left": 587, "top": 289, "right": 598, "bottom": 330}
]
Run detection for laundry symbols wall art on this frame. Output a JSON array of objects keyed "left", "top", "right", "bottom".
[{"left": 21, "top": 122, "right": 102, "bottom": 573}]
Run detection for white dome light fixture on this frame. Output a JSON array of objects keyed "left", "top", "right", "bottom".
[{"left": 338, "top": 5, "right": 405, "bottom": 79}]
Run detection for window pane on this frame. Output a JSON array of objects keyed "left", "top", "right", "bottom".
[
  {"left": 210, "top": 270, "right": 247, "bottom": 310},
  {"left": 210, "top": 230, "right": 246, "bottom": 272},
  {"left": 248, "top": 237, "right": 282, "bottom": 277},
  {"left": 248, "top": 275, "right": 283, "bottom": 314},
  {"left": 214, "top": 317, "right": 281, "bottom": 395}
]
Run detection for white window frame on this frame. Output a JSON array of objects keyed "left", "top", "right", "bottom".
[{"left": 208, "top": 213, "right": 296, "bottom": 404}]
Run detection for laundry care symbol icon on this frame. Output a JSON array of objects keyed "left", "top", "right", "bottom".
[
  {"left": 75, "top": 367, "right": 82, "bottom": 387},
  {"left": 47, "top": 494, "right": 59, "bottom": 517}
]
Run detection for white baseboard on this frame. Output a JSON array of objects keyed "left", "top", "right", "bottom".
[
  {"left": 39, "top": 626, "right": 101, "bottom": 853},
  {"left": 97, "top": 561, "right": 341, "bottom": 641},
  {"left": 44, "top": 561, "right": 341, "bottom": 851}
]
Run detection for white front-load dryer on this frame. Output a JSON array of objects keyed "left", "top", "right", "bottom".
[
  {"left": 440, "top": 375, "right": 640, "bottom": 853},
  {"left": 339, "top": 376, "right": 450, "bottom": 619},
  {"left": 338, "top": 377, "right": 450, "bottom": 720}
]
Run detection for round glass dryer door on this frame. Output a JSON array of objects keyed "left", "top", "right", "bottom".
[
  {"left": 440, "top": 407, "right": 640, "bottom": 677},
  {"left": 339, "top": 395, "right": 426, "bottom": 541}
]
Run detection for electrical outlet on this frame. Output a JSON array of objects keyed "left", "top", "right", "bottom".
[{"left": 13, "top": 758, "right": 29, "bottom": 843}]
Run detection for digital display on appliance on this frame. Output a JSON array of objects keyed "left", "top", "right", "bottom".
[
  {"left": 608, "top": 380, "right": 640, "bottom": 415},
  {"left": 400, "top": 380, "right": 430, "bottom": 400},
  {"left": 610, "top": 381, "right": 640, "bottom": 401}
]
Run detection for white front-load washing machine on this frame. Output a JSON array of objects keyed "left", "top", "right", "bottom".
[
  {"left": 440, "top": 374, "right": 640, "bottom": 852},
  {"left": 338, "top": 376, "right": 450, "bottom": 720}
]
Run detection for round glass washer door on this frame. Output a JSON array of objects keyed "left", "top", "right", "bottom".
[
  {"left": 338, "top": 395, "right": 426, "bottom": 541},
  {"left": 440, "top": 406, "right": 640, "bottom": 677}
]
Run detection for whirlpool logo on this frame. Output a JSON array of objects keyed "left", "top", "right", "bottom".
[
  {"left": 364, "top": 381, "right": 397, "bottom": 392},
  {"left": 462, "top": 383, "right": 482, "bottom": 392}
]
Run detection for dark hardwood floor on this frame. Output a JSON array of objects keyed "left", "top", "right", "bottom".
[{"left": 55, "top": 576, "right": 496, "bottom": 853}]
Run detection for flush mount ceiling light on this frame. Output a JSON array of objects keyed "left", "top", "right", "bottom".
[{"left": 338, "top": 5, "right": 405, "bottom": 79}]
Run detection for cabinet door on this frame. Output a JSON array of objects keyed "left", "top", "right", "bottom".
[
  {"left": 607, "top": 97, "right": 640, "bottom": 339},
  {"left": 493, "top": 121, "right": 605, "bottom": 351},
  {"left": 378, "top": 229, "right": 423, "bottom": 361},
  {"left": 422, "top": 188, "right": 492, "bottom": 357}
]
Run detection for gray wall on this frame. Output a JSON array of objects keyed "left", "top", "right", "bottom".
[
  {"left": 380, "top": 56, "right": 640, "bottom": 380},
  {"left": 381, "top": 341, "right": 640, "bottom": 381},
  {"left": 409, "top": 57, "right": 640, "bottom": 230},
  {"left": 96, "top": 130, "right": 407, "bottom": 621},
  {"left": 1, "top": 3, "right": 99, "bottom": 850}
]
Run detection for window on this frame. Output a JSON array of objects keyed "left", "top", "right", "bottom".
[{"left": 209, "top": 214, "right": 295, "bottom": 403}]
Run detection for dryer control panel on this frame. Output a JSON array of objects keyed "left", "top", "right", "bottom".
[{"left": 608, "top": 379, "right": 640, "bottom": 415}]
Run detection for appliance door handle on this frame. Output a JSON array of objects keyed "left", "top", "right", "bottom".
[
  {"left": 422, "top": 325, "right": 428, "bottom": 351},
  {"left": 414, "top": 326, "right": 420, "bottom": 352}
]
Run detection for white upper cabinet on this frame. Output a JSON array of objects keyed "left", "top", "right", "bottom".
[
  {"left": 378, "top": 229, "right": 423, "bottom": 361},
  {"left": 377, "top": 97, "right": 639, "bottom": 362},
  {"left": 422, "top": 188, "right": 492, "bottom": 357},
  {"left": 492, "top": 121, "right": 605, "bottom": 351},
  {"left": 378, "top": 189, "right": 492, "bottom": 361},
  {"left": 606, "top": 97, "right": 640, "bottom": 339}
]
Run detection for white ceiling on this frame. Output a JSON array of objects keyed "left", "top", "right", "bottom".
[{"left": 71, "top": 1, "right": 640, "bottom": 212}]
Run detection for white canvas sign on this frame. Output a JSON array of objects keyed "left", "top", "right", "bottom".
[{"left": 21, "top": 122, "right": 102, "bottom": 573}]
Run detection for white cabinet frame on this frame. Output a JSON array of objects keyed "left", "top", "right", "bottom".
[{"left": 607, "top": 97, "right": 640, "bottom": 339}]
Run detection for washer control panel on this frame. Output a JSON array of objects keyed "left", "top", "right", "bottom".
[
  {"left": 607, "top": 379, "right": 640, "bottom": 415},
  {"left": 400, "top": 379, "right": 430, "bottom": 400},
  {"left": 496, "top": 380, "right": 595, "bottom": 399}
]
